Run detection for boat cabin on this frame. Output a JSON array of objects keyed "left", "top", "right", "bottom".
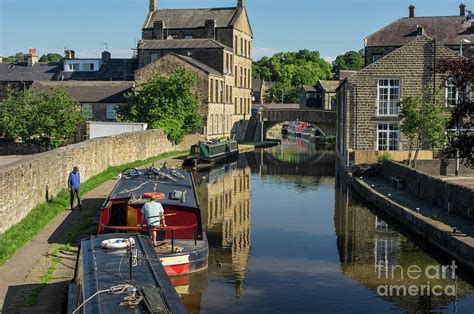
[{"left": 189, "top": 140, "right": 239, "bottom": 160}]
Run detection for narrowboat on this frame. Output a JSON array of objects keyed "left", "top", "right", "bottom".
[
  {"left": 67, "top": 234, "right": 186, "bottom": 314},
  {"left": 182, "top": 140, "right": 239, "bottom": 171},
  {"left": 98, "top": 165, "right": 208, "bottom": 277}
]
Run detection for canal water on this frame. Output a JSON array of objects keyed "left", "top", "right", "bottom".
[{"left": 182, "top": 136, "right": 474, "bottom": 313}]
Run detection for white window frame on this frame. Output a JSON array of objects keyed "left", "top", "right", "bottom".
[
  {"left": 376, "top": 122, "right": 400, "bottom": 151},
  {"left": 106, "top": 104, "right": 117, "bottom": 120},
  {"left": 445, "top": 78, "right": 470, "bottom": 107},
  {"left": 377, "top": 78, "right": 400, "bottom": 116}
]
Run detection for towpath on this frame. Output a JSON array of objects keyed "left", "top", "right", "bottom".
[{"left": 0, "top": 156, "right": 183, "bottom": 313}]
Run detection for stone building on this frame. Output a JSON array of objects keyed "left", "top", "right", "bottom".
[
  {"left": 300, "top": 80, "right": 339, "bottom": 110},
  {"left": 336, "top": 35, "right": 459, "bottom": 168},
  {"left": 252, "top": 78, "right": 273, "bottom": 104},
  {"left": 364, "top": 3, "right": 474, "bottom": 66},
  {"left": 137, "top": 0, "right": 253, "bottom": 139}
]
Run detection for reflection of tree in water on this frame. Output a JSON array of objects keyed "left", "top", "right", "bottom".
[
  {"left": 258, "top": 175, "right": 334, "bottom": 193},
  {"left": 334, "top": 186, "right": 474, "bottom": 312},
  {"left": 196, "top": 162, "right": 252, "bottom": 297}
]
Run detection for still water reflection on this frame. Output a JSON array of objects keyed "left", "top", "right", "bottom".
[{"left": 182, "top": 137, "right": 474, "bottom": 313}]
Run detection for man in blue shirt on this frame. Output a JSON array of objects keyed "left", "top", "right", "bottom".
[
  {"left": 141, "top": 198, "right": 166, "bottom": 247},
  {"left": 68, "top": 166, "right": 82, "bottom": 210}
]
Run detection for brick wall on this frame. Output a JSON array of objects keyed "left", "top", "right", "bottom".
[
  {"left": 382, "top": 161, "right": 474, "bottom": 220},
  {"left": 0, "top": 130, "right": 199, "bottom": 234}
]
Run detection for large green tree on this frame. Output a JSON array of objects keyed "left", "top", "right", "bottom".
[
  {"left": 252, "top": 50, "right": 331, "bottom": 103},
  {"left": 39, "top": 53, "right": 63, "bottom": 63},
  {"left": 0, "top": 87, "right": 84, "bottom": 148},
  {"left": 118, "top": 69, "right": 202, "bottom": 144},
  {"left": 400, "top": 95, "right": 449, "bottom": 168},
  {"left": 331, "top": 50, "right": 364, "bottom": 76}
]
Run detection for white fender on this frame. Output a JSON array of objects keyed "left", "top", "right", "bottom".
[{"left": 101, "top": 238, "right": 135, "bottom": 249}]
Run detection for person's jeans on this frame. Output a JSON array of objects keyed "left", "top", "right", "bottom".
[{"left": 70, "top": 187, "right": 82, "bottom": 210}]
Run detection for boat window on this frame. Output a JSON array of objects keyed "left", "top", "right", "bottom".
[{"left": 109, "top": 202, "right": 128, "bottom": 226}]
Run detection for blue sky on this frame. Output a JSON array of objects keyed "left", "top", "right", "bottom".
[{"left": 1, "top": 0, "right": 472, "bottom": 62}]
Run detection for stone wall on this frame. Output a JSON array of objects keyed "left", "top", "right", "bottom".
[
  {"left": 0, "top": 140, "right": 47, "bottom": 155},
  {"left": 414, "top": 159, "right": 474, "bottom": 177},
  {"left": 382, "top": 161, "right": 474, "bottom": 220},
  {"left": 0, "top": 130, "right": 199, "bottom": 233}
]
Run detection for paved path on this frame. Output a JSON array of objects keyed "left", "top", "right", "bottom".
[
  {"left": 0, "top": 156, "right": 184, "bottom": 313},
  {"left": 363, "top": 176, "right": 474, "bottom": 247}
]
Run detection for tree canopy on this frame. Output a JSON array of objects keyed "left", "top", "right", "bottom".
[
  {"left": 400, "top": 93, "right": 449, "bottom": 168},
  {"left": 1, "top": 51, "right": 63, "bottom": 63},
  {"left": 0, "top": 87, "right": 84, "bottom": 148},
  {"left": 39, "top": 53, "right": 63, "bottom": 63},
  {"left": 252, "top": 50, "right": 331, "bottom": 103},
  {"left": 437, "top": 57, "right": 474, "bottom": 167},
  {"left": 331, "top": 50, "right": 364, "bottom": 77},
  {"left": 118, "top": 69, "right": 202, "bottom": 144}
]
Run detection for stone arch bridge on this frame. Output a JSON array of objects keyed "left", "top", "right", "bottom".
[{"left": 245, "top": 109, "right": 337, "bottom": 141}]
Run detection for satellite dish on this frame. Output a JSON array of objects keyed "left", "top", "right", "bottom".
[{"left": 166, "top": 35, "right": 174, "bottom": 40}]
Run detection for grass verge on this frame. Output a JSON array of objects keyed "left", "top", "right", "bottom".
[{"left": 0, "top": 150, "right": 187, "bottom": 266}]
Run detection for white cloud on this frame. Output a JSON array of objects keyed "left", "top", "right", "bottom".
[{"left": 252, "top": 47, "right": 281, "bottom": 60}]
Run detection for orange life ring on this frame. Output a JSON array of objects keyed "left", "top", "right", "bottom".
[{"left": 143, "top": 192, "right": 166, "bottom": 200}]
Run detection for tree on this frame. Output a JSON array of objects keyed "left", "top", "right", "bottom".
[
  {"left": 0, "top": 87, "right": 84, "bottom": 148},
  {"left": 252, "top": 50, "right": 331, "bottom": 103},
  {"left": 437, "top": 57, "right": 474, "bottom": 168},
  {"left": 118, "top": 69, "right": 202, "bottom": 144},
  {"left": 400, "top": 95, "right": 449, "bottom": 168},
  {"left": 331, "top": 50, "right": 364, "bottom": 76},
  {"left": 39, "top": 53, "right": 63, "bottom": 63}
]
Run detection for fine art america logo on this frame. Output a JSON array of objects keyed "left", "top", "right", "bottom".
[{"left": 375, "top": 260, "right": 458, "bottom": 297}]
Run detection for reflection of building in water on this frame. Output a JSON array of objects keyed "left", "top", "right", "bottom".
[
  {"left": 334, "top": 185, "right": 472, "bottom": 312},
  {"left": 199, "top": 162, "right": 251, "bottom": 296}
]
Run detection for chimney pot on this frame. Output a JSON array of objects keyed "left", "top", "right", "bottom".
[
  {"left": 64, "top": 49, "right": 75, "bottom": 59},
  {"left": 409, "top": 4, "right": 415, "bottom": 18},
  {"left": 460, "top": 2, "right": 466, "bottom": 16}
]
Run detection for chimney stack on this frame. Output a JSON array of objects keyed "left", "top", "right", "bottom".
[
  {"left": 153, "top": 21, "right": 165, "bottom": 40},
  {"left": 27, "top": 48, "right": 38, "bottom": 67},
  {"left": 64, "top": 49, "right": 75, "bottom": 59},
  {"left": 416, "top": 25, "right": 425, "bottom": 36},
  {"left": 149, "top": 0, "right": 157, "bottom": 12},
  {"left": 409, "top": 4, "right": 415, "bottom": 18},
  {"left": 238, "top": 0, "right": 244, "bottom": 8},
  {"left": 102, "top": 51, "right": 111, "bottom": 63},
  {"left": 205, "top": 19, "right": 216, "bottom": 39},
  {"left": 460, "top": 2, "right": 466, "bottom": 16}
]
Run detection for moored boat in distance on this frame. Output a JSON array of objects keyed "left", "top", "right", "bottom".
[
  {"left": 67, "top": 234, "right": 186, "bottom": 314},
  {"left": 98, "top": 165, "right": 208, "bottom": 277},
  {"left": 182, "top": 140, "right": 239, "bottom": 171}
]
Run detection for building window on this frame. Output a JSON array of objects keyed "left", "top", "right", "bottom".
[
  {"left": 244, "top": 40, "right": 247, "bottom": 57},
  {"left": 372, "top": 54, "right": 382, "bottom": 62},
  {"left": 69, "top": 63, "right": 80, "bottom": 71},
  {"left": 235, "top": 66, "right": 238, "bottom": 85},
  {"left": 230, "top": 87, "right": 233, "bottom": 103},
  {"left": 215, "top": 80, "right": 219, "bottom": 103},
  {"left": 243, "top": 68, "right": 247, "bottom": 88},
  {"left": 151, "top": 53, "right": 159, "bottom": 63},
  {"left": 82, "top": 104, "right": 93, "bottom": 120},
  {"left": 225, "top": 85, "right": 229, "bottom": 103},
  {"left": 184, "top": 35, "right": 193, "bottom": 39},
  {"left": 377, "top": 123, "right": 399, "bottom": 151},
  {"left": 210, "top": 79, "right": 214, "bottom": 102},
  {"left": 81, "top": 63, "right": 94, "bottom": 71},
  {"left": 235, "top": 36, "right": 238, "bottom": 54},
  {"left": 240, "top": 38, "right": 243, "bottom": 56},
  {"left": 106, "top": 104, "right": 117, "bottom": 120},
  {"left": 235, "top": 97, "right": 238, "bottom": 113},
  {"left": 445, "top": 78, "right": 469, "bottom": 106},
  {"left": 248, "top": 41, "right": 251, "bottom": 58},
  {"left": 247, "top": 68, "right": 251, "bottom": 88},
  {"left": 226, "top": 54, "right": 229, "bottom": 74},
  {"left": 377, "top": 79, "right": 400, "bottom": 116},
  {"left": 220, "top": 81, "right": 224, "bottom": 103},
  {"left": 230, "top": 55, "right": 233, "bottom": 73},
  {"left": 240, "top": 98, "right": 243, "bottom": 114},
  {"left": 240, "top": 67, "right": 243, "bottom": 87}
]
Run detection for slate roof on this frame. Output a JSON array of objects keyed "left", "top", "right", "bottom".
[
  {"left": 138, "top": 39, "right": 231, "bottom": 51},
  {"left": 302, "top": 85, "right": 316, "bottom": 92},
  {"left": 0, "top": 59, "right": 137, "bottom": 82},
  {"left": 0, "top": 62, "right": 62, "bottom": 82},
  {"left": 366, "top": 16, "right": 474, "bottom": 47},
  {"left": 339, "top": 70, "right": 357, "bottom": 81},
  {"left": 144, "top": 7, "right": 239, "bottom": 29},
  {"left": 171, "top": 53, "right": 221, "bottom": 75},
  {"left": 317, "top": 80, "right": 340, "bottom": 93},
  {"left": 32, "top": 81, "right": 133, "bottom": 103}
]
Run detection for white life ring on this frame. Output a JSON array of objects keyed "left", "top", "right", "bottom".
[{"left": 101, "top": 238, "right": 135, "bottom": 249}]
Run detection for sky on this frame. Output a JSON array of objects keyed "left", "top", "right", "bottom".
[{"left": 1, "top": 0, "right": 473, "bottom": 62}]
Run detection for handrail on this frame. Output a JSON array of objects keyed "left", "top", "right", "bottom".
[{"left": 102, "top": 223, "right": 197, "bottom": 233}]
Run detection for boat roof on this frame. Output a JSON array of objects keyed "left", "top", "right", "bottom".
[
  {"left": 78, "top": 234, "right": 186, "bottom": 313},
  {"left": 199, "top": 140, "right": 237, "bottom": 147},
  {"left": 108, "top": 168, "right": 199, "bottom": 209}
]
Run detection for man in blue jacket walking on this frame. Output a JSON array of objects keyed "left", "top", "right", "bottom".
[{"left": 68, "top": 166, "right": 82, "bottom": 210}]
